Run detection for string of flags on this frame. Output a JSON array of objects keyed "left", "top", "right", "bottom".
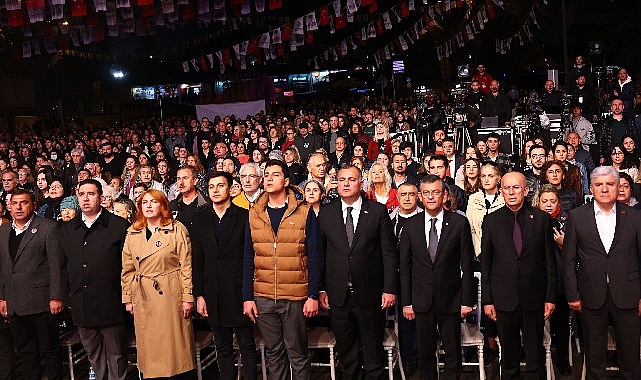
[
  {"left": 495, "top": 0, "right": 548, "bottom": 55},
  {"left": 180, "top": 0, "right": 479, "bottom": 74}
]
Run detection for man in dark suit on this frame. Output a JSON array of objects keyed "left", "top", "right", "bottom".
[
  {"left": 328, "top": 136, "right": 351, "bottom": 167},
  {"left": 192, "top": 171, "right": 257, "bottom": 380},
  {"left": 59, "top": 179, "right": 130, "bottom": 380},
  {"left": 0, "top": 189, "right": 65, "bottom": 380},
  {"left": 399, "top": 174, "right": 474, "bottom": 380},
  {"left": 481, "top": 172, "right": 556, "bottom": 379},
  {"left": 563, "top": 166, "right": 641, "bottom": 379},
  {"left": 318, "top": 164, "right": 399, "bottom": 380}
]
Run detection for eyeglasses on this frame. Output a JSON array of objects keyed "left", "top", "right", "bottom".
[
  {"left": 530, "top": 154, "right": 546, "bottom": 159},
  {"left": 502, "top": 185, "right": 524, "bottom": 192},
  {"left": 420, "top": 190, "right": 442, "bottom": 197}
]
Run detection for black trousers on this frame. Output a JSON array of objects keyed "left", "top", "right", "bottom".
[
  {"left": 210, "top": 325, "right": 257, "bottom": 380},
  {"left": 330, "top": 290, "right": 386, "bottom": 380},
  {"left": 9, "top": 311, "right": 63, "bottom": 380},
  {"left": 496, "top": 306, "right": 546, "bottom": 380},
  {"left": 415, "top": 310, "right": 461, "bottom": 380},
  {"left": 0, "top": 326, "right": 13, "bottom": 380},
  {"left": 549, "top": 294, "right": 570, "bottom": 369},
  {"left": 582, "top": 288, "right": 641, "bottom": 380}
]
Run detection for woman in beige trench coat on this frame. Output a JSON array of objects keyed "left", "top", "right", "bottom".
[{"left": 122, "top": 189, "right": 195, "bottom": 378}]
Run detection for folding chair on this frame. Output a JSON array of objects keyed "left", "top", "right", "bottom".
[
  {"left": 308, "top": 327, "right": 337, "bottom": 380},
  {"left": 459, "top": 271, "right": 486, "bottom": 379},
  {"left": 383, "top": 306, "right": 407, "bottom": 380},
  {"left": 233, "top": 329, "right": 267, "bottom": 380},
  {"left": 60, "top": 327, "right": 88, "bottom": 380},
  {"left": 194, "top": 330, "right": 217, "bottom": 380}
]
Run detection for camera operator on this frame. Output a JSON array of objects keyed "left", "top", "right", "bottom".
[
  {"left": 416, "top": 91, "right": 446, "bottom": 155},
  {"left": 540, "top": 80, "right": 563, "bottom": 114},
  {"left": 612, "top": 68, "right": 635, "bottom": 120},
  {"left": 571, "top": 74, "right": 597, "bottom": 122}
]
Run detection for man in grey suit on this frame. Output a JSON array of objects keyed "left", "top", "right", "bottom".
[{"left": 0, "top": 189, "right": 65, "bottom": 380}]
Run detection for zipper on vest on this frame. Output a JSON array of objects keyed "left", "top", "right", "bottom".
[{"left": 273, "top": 241, "right": 277, "bottom": 302}]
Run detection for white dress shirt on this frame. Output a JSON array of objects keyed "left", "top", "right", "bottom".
[
  {"left": 341, "top": 197, "right": 363, "bottom": 231},
  {"left": 594, "top": 201, "right": 616, "bottom": 253}
]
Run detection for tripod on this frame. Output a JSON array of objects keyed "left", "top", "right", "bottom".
[{"left": 454, "top": 125, "right": 473, "bottom": 153}]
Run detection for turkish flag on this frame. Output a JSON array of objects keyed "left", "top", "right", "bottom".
[
  {"left": 376, "top": 19, "right": 384, "bottom": 35},
  {"left": 335, "top": 14, "right": 346, "bottom": 29},
  {"left": 71, "top": 0, "right": 87, "bottom": 17},
  {"left": 305, "top": 31, "right": 314, "bottom": 44},
  {"left": 400, "top": 0, "right": 409, "bottom": 17},
  {"left": 223, "top": 48, "right": 231, "bottom": 65},
  {"left": 319, "top": 6, "right": 329, "bottom": 26},
  {"left": 7, "top": 10, "right": 24, "bottom": 27},
  {"left": 86, "top": 12, "right": 99, "bottom": 25},
  {"left": 138, "top": 0, "right": 153, "bottom": 6},
  {"left": 361, "top": 0, "right": 372, "bottom": 4},
  {"left": 182, "top": 5, "right": 195, "bottom": 21},
  {"left": 281, "top": 23, "right": 291, "bottom": 40},
  {"left": 277, "top": 44, "right": 284, "bottom": 57},
  {"left": 92, "top": 26, "right": 105, "bottom": 42},
  {"left": 25, "top": 0, "right": 45, "bottom": 9},
  {"left": 369, "top": 1, "right": 377, "bottom": 13},
  {"left": 485, "top": 3, "right": 496, "bottom": 19},
  {"left": 268, "top": 0, "right": 281, "bottom": 10},
  {"left": 140, "top": 5, "right": 154, "bottom": 17},
  {"left": 248, "top": 37, "right": 258, "bottom": 53},
  {"left": 199, "top": 56, "right": 209, "bottom": 72}
]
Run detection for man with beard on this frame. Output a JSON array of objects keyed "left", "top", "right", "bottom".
[
  {"left": 613, "top": 68, "right": 636, "bottom": 120},
  {"left": 540, "top": 80, "right": 563, "bottom": 114},
  {"left": 479, "top": 80, "right": 512, "bottom": 126},
  {"left": 567, "top": 55, "right": 591, "bottom": 91},
  {"left": 572, "top": 75, "right": 597, "bottom": 122},
  {"left": 467, "top": 80, "right": 484, "bottom": 108},
  {"left": 524, "top": 144, "right": 547, "bottom": 205},
  {"left": 391, "top": 153, "right": 418, "bottom": 190},
  {"left": 431, "top": 128, "right": 446, "bottom": 155},
  {"left": 418, "top": 92, "right": 446, "bottom": 155},
  {"left": 598, "top": 99, "right": 638, "bottom": 164},
  {"left": 98, "top": 141, "right": 125, "bottom": 179},
  {"left": 472, "top": 64, "right": 494, "bottom": 94}
]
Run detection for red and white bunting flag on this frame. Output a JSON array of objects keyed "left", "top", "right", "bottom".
[
  {"left": 255, "top": 0, "right": 265, "bottom": 12},
  {"left": 332, "top": 0, "right": 341, "bottom": 17},
  {"left": 258, "top": 32, "right": 270, "bottom": 49},
  {"left": 293, "top": 17, "right": 304, "bottom": 34},
  {"left": 382, "top": 12, "right": 392, "bottom": 30},
  {"left": 23, "top": 41, "right": 32, "bottom": 58},
  {"left": 306, "top": 12, "right": 318, "bottom": 31}
]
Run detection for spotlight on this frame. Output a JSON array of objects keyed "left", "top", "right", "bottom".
[
  {"left": 112, "top": 70, "right": 125, "bottom": 79},
  {"left": 457, "top": 64, "right": 470, "bottom": 78}
]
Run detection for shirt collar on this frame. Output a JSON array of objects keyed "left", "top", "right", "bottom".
[
  {"left": 594, "top": 201, "right": 616, "bottom": 216},
  {"left": 82, "top": 209, "right": 103, "bottom": 228},
  {"left": 13, "top": 216, "right": 34, "bottom": 235},
  {"left": 426, "top": 208, "right": 444, "bottom": 223},
  {"left": 341, "top": 196, "right": 363, "bottom": 213}
]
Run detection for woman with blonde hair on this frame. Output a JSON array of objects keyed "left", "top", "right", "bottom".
[
  {"left": 366, "top": 162, "right": 399, "bottom": 211},
  {"left": 186, "top": 154, "right": 207, "bottom": 189},
  {"left": 121, "top": 189, "right": 195, "bottom": 379},
  {"left": 466, "top": 162, "right": 504, "bottom": 258}
]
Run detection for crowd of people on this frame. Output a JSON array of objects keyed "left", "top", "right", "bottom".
[{"left": 0, "top": 59, "right": 640, "bottom": 380}]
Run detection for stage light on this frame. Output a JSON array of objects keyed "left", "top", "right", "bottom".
[
  {"left": 457, "top": 64, "right": 470, "bottom": 78},
  {"left": 112, "top": 70, "right": 125, "bottom": 79}
]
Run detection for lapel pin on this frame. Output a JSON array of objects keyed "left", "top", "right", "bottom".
[
  {"left": 363, "top": 210, "right": 369, "bottom": 214},
  {"left": 529, "top": 214, "right": 534, "bottom": 219},
  {"left": 445, "top": 222, "right": 448, "bottom": 226},
  {"left": 31, "top": 227, "right": 38, "bottom": 234},
  {"left": 155, "top": 241, "right": 162, "bottom": 247}
]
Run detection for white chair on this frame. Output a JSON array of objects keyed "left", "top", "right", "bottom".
[
  {"left": 496, "top": 320, "right": 555, "bottom": 380},
  {"left": 459, "top": 271, "right": 486, "bottom": 379},
  {"left": 383, "top": 306, "right": 407, "bottom": 380},
  {"left": 60, "top": 327, "right": 88, "bottom": 380},
  {"left": 194, "top": 330, "right": 217, "bottom": 380},
  {"left": 233, "top": 330, "right": 267, "bottom": 380},
  {"left": 308, "top": 327, "right": 337, "bottom": 380}
]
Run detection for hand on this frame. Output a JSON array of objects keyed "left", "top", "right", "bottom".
[
  {"left": 196, "top": 296, "right": 208, "bottom": 317},
  {"left": 125, "top": 302, "right": 134, "bottom": 315},
  {"left": 544, "top": 302, "right": 555, "bottom": 320},
  {"left": 568, "top": 300, "right": 582, "bottom": 313},
  {"left": 553, "top": 227, "right": 565, "bottom": 247},
  {"left": 599, "top": 157, "right": 605, "bottom": 164},
  {"left": 182, "top": 302, "right": 193, "bottom": 319},
  {"left": 403, "top": 306, "right": 415, "bottom": 320},
  {"left": 461, "top": 305, "right": 473, "bottom": 318},
  {"left": 381, "top": 293, "right": 397, "bottom": 309},
  {"left": 484, "top": 304, "right": 497, "bottom": 321},
  {"left": 50, "top": 299, "right": 64, "bottom": 315},
  {"left": 319, "top": 292, "right": 329, "bottom": 310},
  {"left": 638, "top": 299, "right": 641, "bottom": 317},
  {"left": 243, "top": 301, "right": 259, "bottom": 323},
  {"left": 0, "top": 300, "right": 7, "bottom": 317},
  {"left": 303, "top": 298, "right": 319, "bottom": 318},
  {"left": 614, "top": 90, "right": 619, "bottom": 97}
]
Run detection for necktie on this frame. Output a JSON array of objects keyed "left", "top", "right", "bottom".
[
  {"left": 428, "top": 218, "right": 438, "bottom": 263},
  {"left": 346, "top": 206, "right": 355, "bottom": 248},
  {"left": 513, "top": 212, "right": 523, "bottom": 255}
]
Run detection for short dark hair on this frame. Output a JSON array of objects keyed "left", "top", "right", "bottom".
[
  {"left": 264, "top": 159, "right": 290, "bottom": 180},
  {"left": 442, "top": 137, "right": 455, "bottom": 145},
  {"left": 399, "top": 141, "right": 414, "bottom": 152},
  {"left": 337, "top": 164, "right": 363, "bottom": 181},
  {"left": 353, "top": 141, "right": 368, "bottom": 155},
  {"left": 206, "top": 171, "right": 233, "bottom": 187},
  {"left": 77, "top": 168, "right": 92, "bottom": 177},
  {"left": 419, "top": 174, "right": 446, "bottom": 191},
  {"left": 551, "top": 140, "right": 568, "bottom": 152},
  {"left": 487, "top": 132, "right": 501, "bottom": 141},
  {"left": 528, "top": 144, "right": 547, "bottom": 156},
  {"left": 428, "top": 154, "right": 448, "bottom": 167},
  {"left": 11, "top": 188, "right": 35, "bottom": 202},
  {"left": 391, "top": 153, "right": 407, "bottom": 162},
  {"left": 77, "top": 179, "right": 103, "bottom": 196}
]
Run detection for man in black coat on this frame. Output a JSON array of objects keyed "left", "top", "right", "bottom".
[
  {"left": 563, "top": 166, "right": 641, "bottom": 380},
  {"left": 318, "top": 165, "right": 399, "bottom": 380},
  {"left": 399, "top": 175, "right": 474, "bottom": 380},
  {"left": 481, "top": 172, "right": 556, "bottom": 379},
  {"left": 192, "top": 171, "right": 256, "bottom": 380},
  {"left": 479, "top": 80, "right": 512, "bottom": 126},
  {"left": 59, "top": 179, "right": 130, "bottom": 380}
]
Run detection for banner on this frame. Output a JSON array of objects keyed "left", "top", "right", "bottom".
[{"left": 196, "top": 100, "right": 266, "bottom": 120}]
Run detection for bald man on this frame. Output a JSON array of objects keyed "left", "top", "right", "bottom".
[{"left": 480, "top": 172, "right": 557, "bottom": 379}]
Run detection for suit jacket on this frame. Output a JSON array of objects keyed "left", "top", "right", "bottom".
[
  {"left": 328, "top": 151, "right": 351, "bottom": 167},
  {"left": 480, "top": 205, "right": 556, "bottom": 312},
  {"left": 59, "top": 210, "right": 130, "bottom": 327},
  {"left": 191, "top": 203, "right": 251, "bottom": 327},
  {"left": 0, "top": 216, "right": 65, "bottom": 316},
  {"left": 399, "top": 211, "right": 474, "bottom": 313},
  {"left": 319, "top": 197, "right": 398, "bottom": 308},
  {"left": 563, "top": 201, "right": 641, "bottom": 310}
]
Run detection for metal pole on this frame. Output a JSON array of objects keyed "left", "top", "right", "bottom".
[
  {"left": 561, "top": 0, "right": 569, "bottom": 89},
  {"left": 392, "top": 72, "right": 396, "bottom": 99}
]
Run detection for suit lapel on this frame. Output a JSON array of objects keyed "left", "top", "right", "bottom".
[
  {"left": 586, "top": 205, "right": 608, "bottom": 255},
  {"left": 351, "top": 198, "right": 368, "bottom": 249},
  {"left": 14, "top": 218, "right": 39, "bottom": 264},
  {"left": 434, "top": 211, "right": 450, "bottom": 264},
  {"left": 219, "top": 205, "right": 239, "bottom": 253},
  {"left": 609, "top": 203, "right": 626, "bottom": 254}
]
